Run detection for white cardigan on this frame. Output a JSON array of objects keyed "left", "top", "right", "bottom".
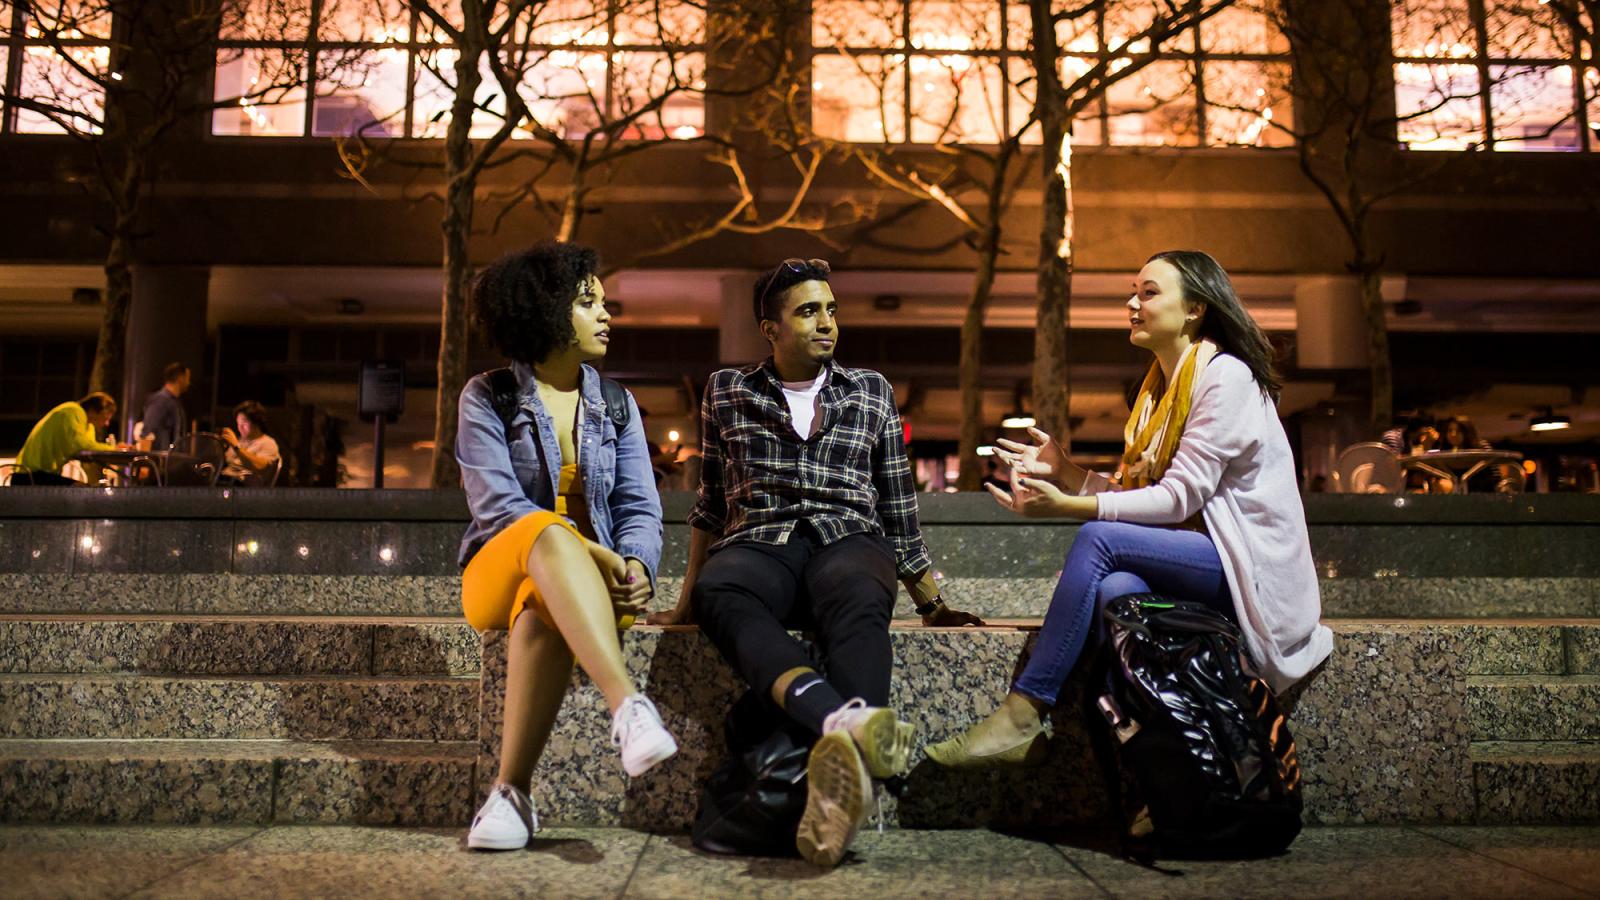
[{"left": 1083, "top": 354, "right": 1333, "bottom": 692}]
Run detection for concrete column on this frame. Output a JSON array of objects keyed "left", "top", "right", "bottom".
[
  {"left": 1293, "top": 275, "right": 1367, "bottom": 370},
  {"left": 122, "top": 266, "right": 209, "bottom": 440},
  {"left": 718, "top": 272, "right": 769, "bottom": 366}
]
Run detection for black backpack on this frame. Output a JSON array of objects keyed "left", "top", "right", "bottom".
[
  {"left": 1083, "top": 593, "right": 1303, "bottom": 860},
  {"left": 485, "top": 367, "right": 632, "bottom": 433},
  {"left": 691, "top": 689, "right": 814, "bottom": 857}
]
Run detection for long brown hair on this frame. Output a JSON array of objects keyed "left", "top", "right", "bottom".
[{"left": 1148, "top": 250, "right": 1282, "bottom": 400}]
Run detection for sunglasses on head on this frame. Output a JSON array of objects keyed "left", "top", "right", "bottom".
[{"left": 758, "top": 257, "right": 831, "bottom": 321}]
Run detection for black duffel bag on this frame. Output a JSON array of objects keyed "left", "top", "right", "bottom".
[
  {"left": 691, "top": 689, "right": 814, "bottom": 857},
  {"left": 1083, "top": 593, "right": 1303, "bottom": 860}
]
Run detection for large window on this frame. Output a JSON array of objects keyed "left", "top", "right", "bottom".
[
  {"left": 1392, "top": 0, "right": 1597, "bottom": 151},
  {"left": 212, "top": 0, "right": 706, "bottom": 139},
  {"left": 0, "top": 0, "right": 112, "bottom": 134},
  {"left": 809, "top": 0, "right": 1293, "bottom": 147}
]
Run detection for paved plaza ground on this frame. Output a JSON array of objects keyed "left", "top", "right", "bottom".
[{"left": 3, "top": 825, "right": 1597, "bottom": 899}]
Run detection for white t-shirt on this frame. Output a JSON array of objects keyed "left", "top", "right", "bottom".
[
  {"left": 781, "top": 370, "right": 828, "bottom": 440},
  {"left": 222, "top": 433, "right": 281, "bottom": 480}
]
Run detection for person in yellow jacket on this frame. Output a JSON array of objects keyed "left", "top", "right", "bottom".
[{"left": 15, "top": 393, "right": 123, "bottom": 485}]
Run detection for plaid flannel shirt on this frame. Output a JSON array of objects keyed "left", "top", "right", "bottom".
[{"left": 687, "top": 359, "right": 933, "bottom": 580}]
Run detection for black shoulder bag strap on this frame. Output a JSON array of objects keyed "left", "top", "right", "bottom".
[
  {"left": 599, "top": 377, "right": 632, "bottom": 431},
  {"left": 484, "top": 367, "right": 631, "bottom": 436}
]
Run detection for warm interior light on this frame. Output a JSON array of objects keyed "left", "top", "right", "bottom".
[
  {"left": 976, "top": 445, "right": 997, "bottom": 457},
  {"left": 1001, "top": 413, "right": 1036, "bottom": 429},
  {"left": 1522, "top": 460, "right": 1538, "bottom": 475},
  {"left": 667, "top": 429, "right": 681, "bottom": 443},
  {"left": 1529, "top": 408, "right": 1571, "bottom": 432}
]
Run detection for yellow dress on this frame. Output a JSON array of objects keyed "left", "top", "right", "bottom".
[{"left": 460, "top": 392, "right": 634, "bottom": 632}]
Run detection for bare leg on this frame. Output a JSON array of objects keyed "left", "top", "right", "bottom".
[
  {"left": 526, "top": 527, "right": 637, "bottom": 714},
  {"left": 496, "top": 612, "right": 576, "bottom": 792}
]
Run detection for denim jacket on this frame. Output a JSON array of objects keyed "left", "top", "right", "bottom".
[{"left": 456, "top": 361, "right": 663, "bottom": 583}]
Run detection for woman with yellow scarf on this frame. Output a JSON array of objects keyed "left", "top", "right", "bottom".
[{"left": 926, "top": 250, "right": 1331, "bottom": 767}]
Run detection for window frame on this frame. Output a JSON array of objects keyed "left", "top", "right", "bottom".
[
  {"left": 210, "top": 0, "right": 707, "bottom": 141},
  {"left": 807, "top": 0, "right": 1295, "bottom": 149},
  {"left": 1391, "top": 0, "right": 1594, "bottom": 152},
  {"left": 0, "top": 0, "right": 115, "bottom": 136}
]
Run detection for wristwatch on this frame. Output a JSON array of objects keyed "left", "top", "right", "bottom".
[{"left": 915, "top": 596, "right": 944, "bottom": 617}]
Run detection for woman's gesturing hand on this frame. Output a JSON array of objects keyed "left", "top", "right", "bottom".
[
  {"left": 995, "top": 426, "right": 1084, "bottom": 491},
  {"left": 986, "top": 475, "right": 1072, "bottom": 518}
]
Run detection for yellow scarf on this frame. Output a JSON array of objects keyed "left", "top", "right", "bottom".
[{"left": 1116, "top": 340, "right": 1217, "bottom": 489}]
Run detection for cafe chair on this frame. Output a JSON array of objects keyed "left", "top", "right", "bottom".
[
  {"left": 0, "top": 462, "right": 32, "bottom": 486},
  {"left": 172, "top": 432, "right": 230, "bottom": 487},
  {"left": 264, "top": 457, "right": 284, "bottom": 487},
  {"left": 1335, "top": 443, "right": 1405, "bottom": 494}
]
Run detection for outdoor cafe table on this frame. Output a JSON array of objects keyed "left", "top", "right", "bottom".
[
  {"left": 74, "top": 449, "right": 209, "bottom": 486},
  {"left": 1400, "top": 449, "right": 1524, "bottom": 494}
]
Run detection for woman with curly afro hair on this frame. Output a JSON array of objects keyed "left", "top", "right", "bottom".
[{"left": 456, "top": 241, "right": 676, "bottom": 851}]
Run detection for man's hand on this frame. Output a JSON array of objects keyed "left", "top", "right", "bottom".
[
  {"left": 219, "top": 427, "right": 240, "bottom": 449},
  {"left": 921, "top": 602, "right": 985, "bottom": 627},
  {"left": 645, "top": 604, "right": 692, "bottom": 626},
  {"left": 645, "top": 568, "right": 695, "bottom": 625}
]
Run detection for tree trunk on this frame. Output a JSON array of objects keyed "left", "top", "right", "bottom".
[
  {"left": 89, "top": 154, "right": 144, "bottom": 403},
  {"left": 1357, "top": 260, "right": 1393, "bottom": 434},
  {"left": 955, "top": 223, "right": 1001, "bottom": 491},
  {"left": 1029, "top": 0, "right": 1072, "bottom": 448},
  {"left": 557, "top": 186, "right": 583, "bottom": 242},
  {"left": 92, "top": 228, "right": 135, "bottom": 400},
  {"left": 429, "top": 41, "right": 486, "bottom": 489}
]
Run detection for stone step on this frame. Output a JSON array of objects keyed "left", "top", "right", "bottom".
[
  {"left": 0, "top": 615, "right": 481, "bottom": 676},
  {"left": 5, "top": 615, "right": 1599, "bottom": 679},
  {"left": 5, "top": 572, "right": 1599, "bottom": 621},
  {"left": 0, "top": 738, "right": 476, "bottom": 826},
  {"left": 471, "top": 620, "right": 1596, "bottom": 828},
  {"left": 1468, "top": 676, "right": 1600, "bottom": 742},
  {"left": 1470, "top": 741, "right": 1600, "bottom": 825},
  {"left": 0, "top": 674, "right": 477, "bottom": 741}
]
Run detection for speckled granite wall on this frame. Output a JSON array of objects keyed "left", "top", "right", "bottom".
[
  {"left": 10, "top": 571, "right": 1600, "bottom": 620},
  {"left": 474, "top": 622, "right": 1572, "bottom": 829},
  {"left": 474, "top": 627, "right": 1108, "bottom": 831}
]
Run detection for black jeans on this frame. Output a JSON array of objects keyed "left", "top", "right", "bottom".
[{"left": 691, "top": 526, "right": 898, "bottom": 708}]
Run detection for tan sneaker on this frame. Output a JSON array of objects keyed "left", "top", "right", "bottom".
[
  {"left": 795, "top": 730, "right": 872, "bottom": 867},
  {"left": 821, "top": 697, "right": 916, "bottom": 779}
]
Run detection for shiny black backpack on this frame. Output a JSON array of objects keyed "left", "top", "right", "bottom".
[
  {"left": 1083, "top": 594, "right": 1303, "bottom": 860},
  {"left": 691, "top": 689, "right": 813, "bottom": 857}
]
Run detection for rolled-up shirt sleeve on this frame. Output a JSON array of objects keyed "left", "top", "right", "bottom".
[
  {"left": 686, "top": 376, "right": 727, "bottom": 536},
  {"left": 869, "top": 381, "right": 932, "bottom": 580},
  {"left": 456, "top": 383, "right": 540, "bottom": 537}
]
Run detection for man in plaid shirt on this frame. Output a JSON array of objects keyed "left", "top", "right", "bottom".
[{"left": 650, "top": 258, "right": 981, "bottom": 867}]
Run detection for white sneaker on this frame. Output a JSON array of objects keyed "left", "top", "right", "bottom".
[
  {"left": 796, "top": 729, "right": 873, "bottom": 867},
  {"left": 467, "top": 783, "right": 537, "bottom": 851},
  {"left": 822, "top": 698, "right": 916, "bottom": 779},
  {"left": 611, "top": 694, "right": 679, "bottom": 776}
]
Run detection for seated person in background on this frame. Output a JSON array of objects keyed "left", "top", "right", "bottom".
[
  {"left": 1381, "top": 413, "right": 1439, "bottom": 456},
  {"left": 16, "top": 393, "right": 124, "bottom": 485},
  {"left": 1439, "top": 416, "right": 1518, "bottom": 493},
  {"left": 1381, "top": 413, "right": 1448, "bottom": 493},
  {"left": 217, "top": 401, "right": 281, "bottom": 485},
  {"left": 141, "top": 362, "right": 190, "bottom": 451}
]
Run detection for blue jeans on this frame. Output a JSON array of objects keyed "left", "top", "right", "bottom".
[{"left": 1013, "top": 520, "right": 1234, "bottom": 706}]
